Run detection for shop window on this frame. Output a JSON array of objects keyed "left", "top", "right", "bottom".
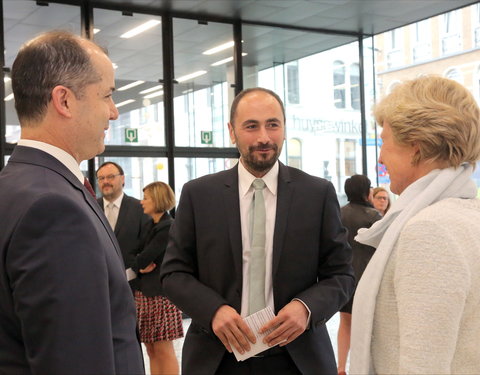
[
  {"left": 287, "top": 138, "right": 302, "bottom": 169},
  {"left": 333, "top": 60, "right": 346, "bottom": 109}
]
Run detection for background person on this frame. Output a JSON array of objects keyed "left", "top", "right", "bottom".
[
  {"left": 133, "top": 181, "right": 183, "bottom": 375},
  {"left": 337, "top": 175, "right": 381, "bottom": 375},
  {"left": 0, "top": 31, "right": 144, "bottom": 374},
  {"left": 96, "top": 161, "right": 150, "bottom": 283},
  {"left": 161, "top": 87, "right": 354, "bottom": 375},
  {"left": 371, "top": 187, "right": 390, "bottom": 216},
  {"left": 350, "top": 75, "right": 480, "bottom": 374}
]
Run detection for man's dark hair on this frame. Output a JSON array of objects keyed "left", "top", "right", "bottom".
[
  {"left": 229, "top": 87, "right": 286, "bottom": 125},
  {"left": 96, "top": 162, "right": 125, "bottom": 177},
  {"left": 344, "top": 174, "right": 371, "bottom": 203},
  {"left": 11, "top": 30, "right": 103, "bottom": 124}
]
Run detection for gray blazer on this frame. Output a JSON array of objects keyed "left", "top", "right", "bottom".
[
  {"left": 0, "top": 146, "right": 144, "bottom": 375},
  {"left": 161, "top": 162, "right": 354, "bottom": 375}
]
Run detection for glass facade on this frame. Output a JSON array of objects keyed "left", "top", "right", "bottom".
[
  {"left": 173, "top": 19, "right": 233, "bottom": 148},
  {"left": 240, "top": 24, "right": 372, "bottom": 201},
  {"left": 94, "top": 9, "right": 164, "bottom": 147},
  {"left": 2, "top": 0, "right": 480, "bottom": 200}
]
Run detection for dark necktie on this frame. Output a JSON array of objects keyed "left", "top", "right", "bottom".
[{"left": 83, "top": 177, "right": 96, "bottom": 198}]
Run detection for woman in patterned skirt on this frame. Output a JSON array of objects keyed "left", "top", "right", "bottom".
[{"left": 132, "top": 181, "right": 184, "bottom": 375}]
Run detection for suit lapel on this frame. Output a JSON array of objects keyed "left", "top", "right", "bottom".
[
  {"left": 10, "top": 146, "right": 123, "bottom": 260},
  {"left": 82, "top": 189, "right": 124, "bottom": 259},
  {"left": 272, "top": 163, "right": 293, "bottom": 277},
  {"left": 222, "top": 165, "right": 244, "bottom": 290}
]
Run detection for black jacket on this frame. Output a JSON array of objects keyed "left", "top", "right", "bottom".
[{"left": 132, "top": 212, "right": 173, "bottom": 297}]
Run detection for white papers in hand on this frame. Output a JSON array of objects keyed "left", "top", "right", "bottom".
[{"left": 231, "top": 306, "right": 278, "bottom": 361}]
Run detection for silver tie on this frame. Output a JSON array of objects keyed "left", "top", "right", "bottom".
[
  {"left": 249, "top": 178, "right": 266, "bottom": 315},
  {"left": 106, "top": 202, "right": 117, "bottom": 230}
]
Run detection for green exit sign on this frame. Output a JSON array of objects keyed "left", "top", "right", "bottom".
[
  {"left": 201, "top": 131, "right": 213, "bottom": 145},
  {"left": 125, "top": 128, "right": 138, "bottom": 143}
]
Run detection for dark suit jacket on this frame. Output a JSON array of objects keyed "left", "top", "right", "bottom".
[
  {"left": 97, "top": 194, "right": 150, "bottom": 269},
  {"left": 341, "top": 202, "right": 382, "bottom": 282},
  {"left": 132, "top": 213, "right": 173, "bottom": 297},
  {"left": 0, "top": 146, "right": 144, "bottom": 375},
  {"left": 161, "top": 162, "right": 354, "bottom": 375}
]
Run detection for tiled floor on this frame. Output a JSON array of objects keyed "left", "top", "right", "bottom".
[{"left": 143, "top": 313, "right": 342, "bottom": 374}]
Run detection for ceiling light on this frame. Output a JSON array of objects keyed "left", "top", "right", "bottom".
[
  {"left": 211, "top": 57, "right": 233, "bottom": 67},
  {"left": 117, "top": 80, "right": 145, "bottom": 91},
  {"left": 120, "top": 20, "right": 161, "bottom": 39},
  {"left": 116, "top": 99, "right": 135, "bottom": 108},
  {"left": 139, "top": 84, "right": 163, "bottom": 94},
  {"left": 4, "top": 93, "right": 14, "bottom": 101},
  {"left": 203, "top": 41, "right": 234, "bottom": 55},
  {"left": 93, "top": 28, "right": 100, "bottom": 34},
  {"left": 176, "top": 70, "right": 207, "bottom": 83},
  {"left": 112, "top": 63, "right": 118, "bottom": 69},
  {"left": 3, "top": 76, "right": 11, "bottom": 83},
  {"left": 211, "top": 53, "right": 247, "bottom": 67},
  {"left": 144, "top": 90, "right": 164, "bottom": 99}
]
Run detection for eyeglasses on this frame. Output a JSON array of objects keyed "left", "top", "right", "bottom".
[
  {"left": 97, "top": 174, "right": 121, "bottom": 182},
  {"left": 374, "top": 196, "right": 388, "bottom": 201}
]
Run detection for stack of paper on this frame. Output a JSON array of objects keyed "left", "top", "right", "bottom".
[{"left": 231, "top": 306, "right": 278, "bottom": 361}]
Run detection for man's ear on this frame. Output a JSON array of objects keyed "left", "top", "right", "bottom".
[
  {"left": 51, "top": 85, "right": 74, "bottom": 119},
  {"left": 228, "top": 122, "right": 236, "bottom": 145}
]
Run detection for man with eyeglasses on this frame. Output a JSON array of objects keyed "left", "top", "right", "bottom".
[{"left": 96, "top": 161, "right": 150, "bottom": 282}]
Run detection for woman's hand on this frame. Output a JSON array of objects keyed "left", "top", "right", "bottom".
[{"left": 139, "top": 262, "right": 157, "bottom": 273}]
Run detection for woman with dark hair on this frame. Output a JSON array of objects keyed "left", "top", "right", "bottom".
[
  {"left": 337, "top": 175, "right": 382, "bottom": 375},
  {"left": 372, "top": 187, "right": 391, "bottom": 216}
]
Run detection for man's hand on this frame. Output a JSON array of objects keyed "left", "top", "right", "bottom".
[
  {"left": 212, "top": 305, "right": 256, "bottom": 354},
  {"left": 260, "top": 300, "right": 308, "bottom": 347}
]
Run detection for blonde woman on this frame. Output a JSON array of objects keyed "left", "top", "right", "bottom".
[
  {"left": 133, "top": 181, "right": 183, "bottom": 375},
  {"left": 350, "top": 76, "right": 480, "bottom": 374}
]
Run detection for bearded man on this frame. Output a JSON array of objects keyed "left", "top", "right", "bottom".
[{"left": 161, "top": 87, "right": 354, "bottom": 375}]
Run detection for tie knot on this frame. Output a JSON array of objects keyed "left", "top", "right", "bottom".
[
  {"left": 107, "top": 202, "right": 115, "bottom": 209},
  {"left": 252, "top": 178, "right": 265, "bottom": 191}
]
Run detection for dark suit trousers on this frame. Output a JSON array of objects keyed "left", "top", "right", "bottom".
[{"left": 216, "top": 349, "right": 302, "bottom": 375}]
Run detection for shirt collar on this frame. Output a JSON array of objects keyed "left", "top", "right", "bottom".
[
  {"left": 17, "top": 139, "right": 85, "bottom": 183},
  {"left": 238, "top": 159, "right": 279, "bottom": 198},
  {"left": 103, "top": 192, "right": 124, "bottom": 208}
]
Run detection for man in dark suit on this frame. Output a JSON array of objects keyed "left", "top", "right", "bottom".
[
  {"left": 161, "top": 87, "right": 354, "bottom": 374},
  {"left": 96, "top": 161, "right": 150, "bottom": 275},
  {"left": 0, "top": 31, "right": 144, "bottom": 374}
]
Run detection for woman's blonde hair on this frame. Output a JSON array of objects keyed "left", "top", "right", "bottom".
[
  {"left": 374, "top": 75, "right": 480, "bottom": 167},
  {"left": 143, "top": 181, "right": 175, "bottom": 213}
]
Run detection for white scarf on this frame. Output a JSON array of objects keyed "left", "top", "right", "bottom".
[{"left": 349, "top": 164, "right": 477, "bottom": 374}]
